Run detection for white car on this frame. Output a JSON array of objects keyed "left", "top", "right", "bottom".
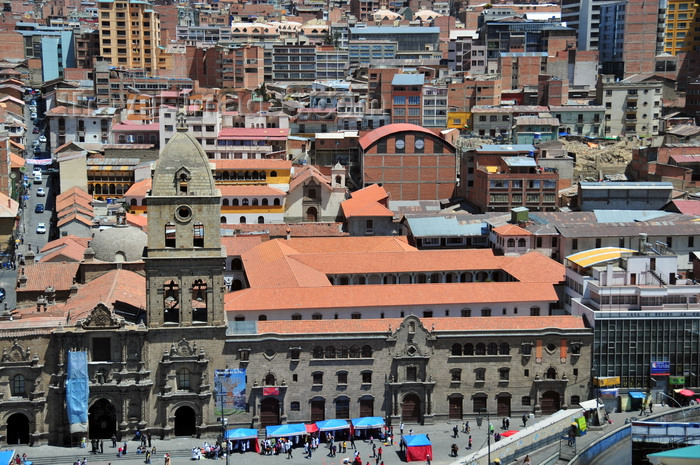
[
  {"left": 32, "top": 140, "right": 40, "bottom": 148},
  {"left": 36, "top": 223, "right": 46, "bottom": 234},
  {"left": 36, "top": 188, "right": 45, "bottom": 197},
  {"left": 38, "top": 135, "right": 46, "bottom": 143},
  {"left": 30, "top": 112, "right": 37, "bottom": 119}
]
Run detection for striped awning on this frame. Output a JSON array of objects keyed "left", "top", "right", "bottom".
[{"left": 566, "top": 247, "right": 637, "bottom": 268}]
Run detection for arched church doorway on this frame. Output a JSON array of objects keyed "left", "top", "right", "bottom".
[
  {"left": 540, "top": 391, "right": 561, "bottom": 415},
  {"left": 401, "top": 393, "right": 421, "bottom": 423},
  {"left": 7, "top": 413, "right": 29, "bottom": 444},
  {"left": 88, "top": 399, "right": 116, "bottom": 439},
  {"left": 174, "top": 406, "right": 197, "bottom": 436},
  {"left": 260, "top": 397, "right": 280, "bottom": 427}
]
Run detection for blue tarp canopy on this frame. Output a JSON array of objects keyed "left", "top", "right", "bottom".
[
  {"left": 0, "top": 451, "right": 14, "bottom": 465},
  {"left": 316, "top": 419, "right": 350, "bottom": 431},
  {"left": 266, "top": 423, "right": 307, "bottom": 438},
  {"left": 351, "top": 417, "right": 385, "bottom": 429},
  {"left": 226, "top": 428, "right": 258, "bottom": 439},
  {"left": 628, "top": 391, "right": 646, "bottom": 399},
  {"left": 403, "top": 434, "right": 431, "bottom": 447}
]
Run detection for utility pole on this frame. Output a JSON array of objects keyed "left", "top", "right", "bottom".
[{"left": 218, "top": 388, "right": 230, "bottom": 465}]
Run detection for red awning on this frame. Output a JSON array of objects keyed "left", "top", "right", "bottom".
[
  {"left": 679, "top": 389, "right": 695, "bottom": 397},
  {"left": 501, "top": 430, "right": 519, "bottom": 437},
  {"left": 306, "top": 423, "right": 319, "bottom": 433}
]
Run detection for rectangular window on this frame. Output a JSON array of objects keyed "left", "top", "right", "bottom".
[
  {"left": 362, "top": 372, "right": 372, "bottom": 384},
  {"left": 407, "top": 366, "right": 417, "bottom": 381},
  {"left": 193, "top": 223, "right": 204, "bottom": 247},
  {"left": 408, "top": 96, "right": 420, "bottom": 105},
  {"left": 336, "top": 399, "right": 350, "bottom": 419},
  {"left": 338, "top": 372, "right": 348, "bottom": 384},
  {"left": 393, "top": 96, "right": 405, "bottom": 105},
  {"left": 165, "top": 223, "right": 176, "bottom": 247},
  {"left": 92, "top": 337, "right": 111, "bottom": 361},
  {"left": 572, "top": 238, "right": 578, "bottom": 250},
  {"left": 499, "top": 369, "right": 509, "bottom": 381},
  {"left": 313, "top": 373, "right": 323, "bottom": 385}
]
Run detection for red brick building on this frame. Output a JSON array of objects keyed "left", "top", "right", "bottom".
[{"left": 359, "top": 123, "right": 457, "bottom": 201}]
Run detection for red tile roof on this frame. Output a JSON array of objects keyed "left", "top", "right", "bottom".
[
  {"left": 341, "top": 184, "right": 393, "bottom": 218},
  {"left": 40, "top": 239, "right": 87, "bottom": 263},
  {"left": 493, "top": 224, "right": 532, "bottom": 236},
  {"left": 242, "top": 240, "right": 332, "bottom": 288},
  {"left": 221, "top": 235, "right": 264, "bottom": 255},
  {"left": 221, "top": 223, "right": 346, "bottom": 237},
  {"left": 0, "top": 192, "right": 19, "bottom": 218},
  {"left": 256, "top": 315, "right": 586, "bottom": 334},
  {"left": 126, "top": 213, "right": 148, "bottom": 232},
  {"left": 20, "top": 262, "right": 80, "bottom": 292},
  {"left": 225, "top": 281, "right": 559, "bottom": 312},
  {"left": 359, "top": 123, "right": 447, "bottom": 150},
  {"left": 281, "top": 236, "right": 414, "bottom": 254},
  {"left": 219, "top": 185, "right": 286, "bottom": 196},
  {"left": 289, "top": 165, "right": 331, "bottom": 192},
  {"left": 57, "top": 212, "right": 93, "bottom": 228},
  {"left": 10, "top": 153, "right": 25, "bottom": 168},
  {"left": 41, "top": 236, "right": 91, "bottom": 254},
  {"left": 670, "top": 199, "right": 700, "bottom": 216},
  {"left": 502, "top": 251, "right": 565, "bottom": 283},
  {"left": 124, "top": 178, "right": 151, "bottom": 197},
  {"left": 214, "top": 159, "right": 291, "bottom": 170}
]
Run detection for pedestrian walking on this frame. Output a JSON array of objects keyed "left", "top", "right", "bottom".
[
  {"left": 145, "top": 452, "right": 151, "bottom": 464},
  {"left": 400, "top": 423, "right": 404, "bottom": 435},
  {"left": 426, "top": 454, "right": 431, "bottom": 465},
  {"left": 112, "top": 435, "right": 117, "bottom": 448},
  {"left": 377, "top": 447, "right": 382, "bottom": 460},
  {"left": 649, "top": 401, "right": 653, "bottom": 414},
  {"left": 100, "top": 440, "right": 104, "bottom": 454},
  {"left": 453, "top": 425, "right": 459, "bottom": 438},
  {"left": 351, "top": 437, "right": 356, "bottom": 450},
  {"left": 522, "top": 413, "right": 528, "bottom": 427},
  {"left": 522, "top": 455, "right": 531, "bottom": 465},
  {"left": 501, "top": 418, "right": 506, "bottom": 430},
  {"left": 147, "top": 433, "right": 152, "bottom": 448},
  {"left": 342, "top": 441, "right": 347, "bottom": 453},
  {"left": 468, "top": 436, "right": 472, "bottom": 450},
  {"left": 372, "top": 444, "right": 376, "bottom": 457},
  {"left": 164, "top": 453, "right": 170, "bottom": 465},
  {"left": 505, "top": 417, "right": 510, "bottom": 429}
]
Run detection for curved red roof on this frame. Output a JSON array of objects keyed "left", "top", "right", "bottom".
[{"left": 359, "top": 123, "right": 448, "bottom": 150}]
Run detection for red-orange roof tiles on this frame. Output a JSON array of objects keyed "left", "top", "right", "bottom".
[
  {"left": 225, "top": 281, "right": 558, "bottom": 312},
  {"left": 289, "top": 165, "right": 331, "bottom": 192},
  {"left": 20, "top": 262, "right": 80, "bottom": 292},
  {"left": 40, "top": 239, "right": 86, "bottom": 263},
  {"left": 41, "top": 236, "right": 91, "bottom": 254},
  {"left": 124, "top": 178, "right": 151, "bottom": 197},
  {"left": 493, "top": 224, "right": 533, "bottom": 236},
  {"left": 359, "top": 123, "right": 449, "bottom": 150},
  {"left": 57, "top": 212, "right": 93, "bottom": 228},
  {"left": 280, "top": 236, "right": 415, "bottom": 254},
  {"left": 256, "top": 315, "right": 586, "bottom": 334},
  {"left": 502, "top": 251, "right": 565, "bottom": 283},
  {"left": 126, "top": 213, "right": 148, "bottom": 232},
  {"left": 242, "top": 240, "right": 331, "bottom": 288},
  {"left": 221, "top": 235, "right": 264, "bottom": 255},
  {"left": 341, "top": 184, "right": 393, "bottom": 218}
]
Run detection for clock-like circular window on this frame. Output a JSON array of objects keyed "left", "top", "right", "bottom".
[
  {"left": 415, "top": 139, "right": 424, "bottom": 150},
  {"left": 176, "top": 205, "right": 193, "bottom": 223},
  {"left": 395, "top": 139, "right": 405, "bottom": 150}
]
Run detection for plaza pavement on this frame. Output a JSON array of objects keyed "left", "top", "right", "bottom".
[{"left": 2, "top": 404, "right": 680, "bottom": 465}]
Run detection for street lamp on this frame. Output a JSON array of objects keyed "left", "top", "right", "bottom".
[
  {"left": 217, "top": 389, "right": 231, "bottom": 465},
  {"left": 476, "top": 408, "right": 491, "bottom": 465},
  {"left": 660, "top": 392, "right": 686, "bottom": 420}
]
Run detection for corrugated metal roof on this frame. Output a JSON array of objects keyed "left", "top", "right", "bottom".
[
  {"left": 566, "top": 247, "right": 637, "bottom": 267},
  {"left": 406, "top": 216, "right": 487, "bottom": 237},
  {"left": 580, "top": 181, "right": 674, "bottom": 189},
  {"left": 503, "top": 156, "right": 537, "bottom": 167},
  {"left": 593, "top": 210, "right": 671, "bottom": 223},
  {"left": 500, "top": 52, "right": 549, "bottom": 57},
  {"left": 349, "top": 26, "right": 440, "bottom": 34},
  {"left": 477, "top": 144, "right": 536, "bottom": 152},
  {"left": 392, "top": 73, "right": 425, "bottom": 86}
]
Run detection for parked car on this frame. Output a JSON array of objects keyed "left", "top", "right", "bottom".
[
  {"left": 32, "top": 166, "right": 41, "bottom": 175},
  {"left": 36, "top": 223, "right": 46, "bottom": 234},
  {"left": 35, "top": 203, "right": 44, "bottom": 213},
  {"left": 0, "top": 288, "right": 5, "bottom": 302},
  {"left": 38, "top": 134, "right": 46, "bottom": 143},
  {"left": 32, "top": 126, "right": 39, "bottom": 134},
  {"left": 32, "top": 140, "right": 40, "bottom": 148},
  {"left": 36, "top": 188, "right": 45, "bottom": 197},
  {"left": 30, "top": 112, "right": 37, "bottom": 119}
]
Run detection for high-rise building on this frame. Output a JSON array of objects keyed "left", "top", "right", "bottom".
[
  {"left": 623, "top": 0, "right": 666, "bottom": 77},
  {"left": 97, "top": 0, "right": 169, "bottom": 74},
  {"left": 561, "top": 0, "right": 610, "bottom": 51}
]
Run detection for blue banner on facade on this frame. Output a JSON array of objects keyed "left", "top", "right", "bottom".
[
  {"left": 214, "top": 369, "right": 246, "bottom": 416},
  {"left": 651, "top": 360, "right": 671, "bottom": 375},
  {"left": 66, "top": 351, "right": 89, "bottom": 433}
]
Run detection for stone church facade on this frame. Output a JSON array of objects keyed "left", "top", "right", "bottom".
[{"left": 0, "top": 120, "right": 593, "bottom": 446}]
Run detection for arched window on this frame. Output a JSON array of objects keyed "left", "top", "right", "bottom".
[
  {"left": 177, "top": 369, "right": 191, "bottom": 391},
  {"left": 192, "top": 279, "right": 208, "bottom": 322},
  {"left": 335, "top": 175, "right": 342, "bottom": 185},
  {"left": 257, "top": 216, "right": 264, "bottom": 224},
  {"left": 546, "top": 367, "right": 557, "bottom": 379},
  {"left": 11, "top": 374, "right": 25, "bottom": 397},
  {"left": 361, "top": 345, "right": 373, "bottom": 358},
  {"left": 270, "top": 171, "right": 277, "bottom": 177},
  {"left": 308, "top": 188, "right": 317, "bottom": 199},
  {"left": 258, "top": 315, "right": 267, "bottom": 321},
  {"left": 262, "top": 198, "right": 269, "bottom": 206},
  {"left": 349, "top": 345, "right": 361, "bottom": 358},
  {"left": 312, "top": 346, "right": 324, "bottom": 359},
  {"left": 242, "top": 198, "right": 249, "bottom": 206},
  {"left": 325, "top": 346, "right": 336, "bottom": 358},
  {"left": 451, "top": 369, "right": 462, "bottom": 382},
  {"left": 264, "top": 373, "right": 276, "bottom": 385},
  {"left": 232, "top": 199, "right": 239, "bottom": 206},
  {"left": 273, "top": 198, "right": 281, "bottom": 206},
  {"left": 487, "top": 342, "right": 498, "bottom": 355},
  {"left": 475, "top": 343, "right": 486, "bottom": 355},
  {"left": 221, "top": 217, "right": 227, "bottom": 224},
  {"left": 165, "top": 223, "right": 176, "bottom": 247},
  {"left": 337, "top": 346, "right": 348, "bottom": 358},
  {"left": 312, "top": 313, "right": 323, "bottom": 320},
  {"left": 223, "top": 198, "right": 229, "bottom": 206},
  {"left": 451, "top": 343, "right": 462, "bottom": 356},
  {"left": 507, "top": 238, "right": 515, "bottom": 247},
  {"left": 240, "top": 216, "right": 246, "bottom": 224},
  {"left": 178, "top": 172, "right": 188, "bottom": 194},
  {"left": 231, "top": 258, "right": 243, "bottom": 270},
  {"left": 518, "top": 238, "right": 527, "bottom": 247},
  {"left": 130, "top": 198, "right": 137, "bottom": 206},
  {"left": 499, "top": 343, "right": 510, "bottom": 355},
  {"left": 252, "top": 198, "right": 259, "bottom": 206},
  {"left": 464, "top": 343, "right": 474, "bottom": 355}
]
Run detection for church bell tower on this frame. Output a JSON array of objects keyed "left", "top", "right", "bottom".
[{"left": 144, "top": 114, "right": 226, "bottom": 327}]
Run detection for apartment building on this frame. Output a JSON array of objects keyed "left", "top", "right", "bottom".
[
  {"left": 422, "top": 85, "right": 448, "bottom": 128},
  {"left": 391, "top": 74, "right": 423, "bottom": 125},
  {"left": 597, "top": 74, "right": 663, "bottom": 138},
  {"left": 272, "top": 44, "right": 316, "bottom": 82},
  {"left": 97, "top": 0, "right": 169, "bottom": 74}
]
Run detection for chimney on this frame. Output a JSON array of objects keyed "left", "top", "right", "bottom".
[
  {"left": 639, "top": 233, "right": 648, "bottom": 254},
  {"left": 286, "top": 227, "right": 291, "bottom": 240}
]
